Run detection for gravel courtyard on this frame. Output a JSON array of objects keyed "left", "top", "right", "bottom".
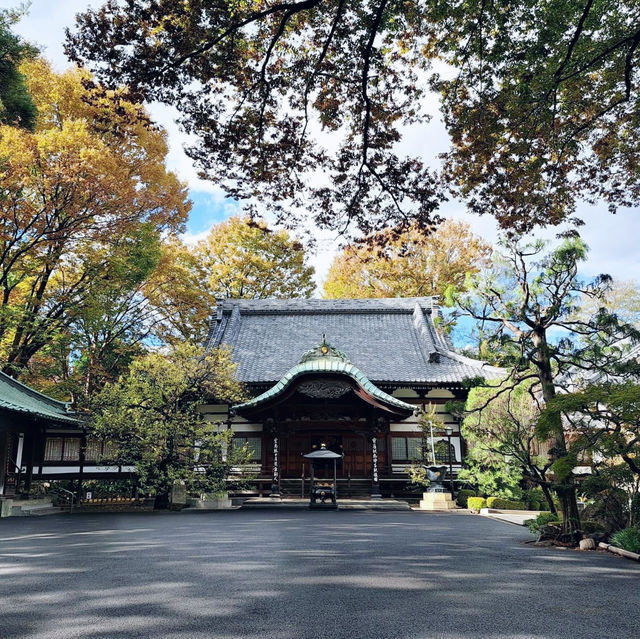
[{"left": 1, "top": 510, "right": 638, "bottom": 639}]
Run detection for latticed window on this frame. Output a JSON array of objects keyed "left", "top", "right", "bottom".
[
  {"left": 102, "top": 440, "right": 118, "bottom": 460},
  {"left": 44, "top": 437, "right": 82, "bottom": 462},
  {"left": 85, "top": 437, "right": 109, "bottom": 461},
  {"left": 392, "top": 437, "right": 423, "bottom": 461},
  {"left": 407, "top": 438, "right": 422, "bottom": 460},
  {"left": 233, "top": 437, "right": 262, "bottom": 461},
  {"left": 62, "top": 438, "right": 80, "bottom": 461},
  {"left": 44, "top": 438, "right": 63, "bottom": 461}
]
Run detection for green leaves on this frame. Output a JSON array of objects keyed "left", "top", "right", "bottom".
[
  {"left": 67, "top": 1, "right": 640, "bottom": 234},
  {"left": 90, "top": 343, "right": 247, "bottom": 497},
  {"left": 0, "top": 9, "right": 37, "bottom": 130},
  {"left": 195, "top": 215, "right": 315, "bottom": 300}
]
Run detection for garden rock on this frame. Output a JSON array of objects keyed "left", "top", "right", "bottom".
[{"left": 579, "top": 538, "right": 596, "bottom": 550}]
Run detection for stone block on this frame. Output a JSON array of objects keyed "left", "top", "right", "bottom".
[
  {"left": 169, "top": 481, "right": 186, "bottom": 510},
  {"left": 189, "top": 493, "right": 233, "bottom": 510},
  {"left": 579, "top": 538, "right": 596, "bottom": 551},
  {"left": 0, "top": 499, "right": 14, "bottom": 518},
  {"left": 419, "top": 492, "right": 456, "bottom": 510}
]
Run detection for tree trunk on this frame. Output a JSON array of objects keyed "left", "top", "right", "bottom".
[
  {"left": 539, "top": 482, "right": 557, "bottom": 515},
  {"left": 533, "top": 329, "right": 580, "bottom": 536}
]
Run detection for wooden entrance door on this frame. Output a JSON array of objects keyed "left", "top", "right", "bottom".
[
  {"left": 342, "top": 434, "right": 370, "bottom": 477},
  {"left": 280, "top": 430, "right": 373, "bottom": 479}
]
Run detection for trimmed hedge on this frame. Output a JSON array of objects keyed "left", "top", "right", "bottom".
[
  {"left": 467, "top": 497, "right": 487, "bottom": 512},
  {"left": 456, "top": 489, "right": 476, "bottom": 508},
  {"left": 486, "top": 496, "right": 526, "bottom": 510}
]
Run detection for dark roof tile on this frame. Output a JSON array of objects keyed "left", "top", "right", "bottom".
[{"left": 207, "top": 297, "right": 502, "bottom": 384}]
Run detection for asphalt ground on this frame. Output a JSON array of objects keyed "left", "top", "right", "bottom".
[{"left": 1, "top": 510, "right": 638, "bottom": 639}]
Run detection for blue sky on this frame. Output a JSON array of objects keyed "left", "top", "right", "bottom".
[{"left": 5, "top": 0, "right": 640, "bottom": 291}]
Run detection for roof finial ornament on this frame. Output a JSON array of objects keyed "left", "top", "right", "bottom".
[{"left": 321, "top": 333, "right": 328, "bottom": 354}]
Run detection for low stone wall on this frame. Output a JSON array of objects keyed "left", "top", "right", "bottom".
[{"left": 74, "top": 497, "right": 155, "bottom": 513}]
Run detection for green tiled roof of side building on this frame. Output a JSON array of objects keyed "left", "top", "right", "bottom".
[{"left": 0, "top": 371, "right": 81, "bottom": 424}]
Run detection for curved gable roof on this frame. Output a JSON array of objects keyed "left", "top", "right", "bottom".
[
  {"left": 0, "top": 371, "right": 80, "bottom": 424},
  {"left": 232, "top": 339, "right": 415, "bottom": 417}
]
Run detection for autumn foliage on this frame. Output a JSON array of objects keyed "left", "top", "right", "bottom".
[
  {"left": 324, "top": 220, "right": 490, "bottom": 299},
  {"left": 0, "top": 58, "right": 189, "bottom": 386}
]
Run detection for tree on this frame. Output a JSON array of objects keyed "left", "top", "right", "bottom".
[
  {"left": 66, "top": 1, "right": 640, "bottom": 236},
  {"left": 540, "top": 381, "right": 640, "bottom": 481},
  {"left": 90, "top": 343, "right": 247, "bottom": 507},
  {"left": 143, "top": 237, "right": 214, "bottom": 345},
  {"left": 0, "top": 58, "right": 189, "bottom": 377},
  {"left": 406, "top": 405, "right": 445, "bottom": 488},
  {"left": 24, "top": 224, "right": 164, "bottom": 402},
  {"left": 576, "top": 279, "right": 640, "bottom": 326},
  {"left": 0, "top": 8, "right": 37, "bottom": 129},
  {"left": 194, "top": 216, "right": 316, "bottom": 300},
  {"left": 460, "top": 380, "right": 556, "bottom": 511},
  {"left": 145, "top": 217, "right": 315, "bottom": 346},
  {"left": 452, "top": 236, "right": 639, "bottom": 537},
  {"left": 323, "top": 220, "right": 490, "bottom": 299}
]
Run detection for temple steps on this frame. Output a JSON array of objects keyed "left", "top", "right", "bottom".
[
  {"left": 4, "top": 498, "right": 66, "bottom": 517},
  {"left": 279, "top": 478, "right": 373, "bottom": 498}
]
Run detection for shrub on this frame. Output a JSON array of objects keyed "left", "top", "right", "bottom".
[
  {"left": 456, "top": 489, "right": 476, "bottom": 508},
  {"left": 581, "top": 490, "right": 628, "bottom": 534},
  {"left": 467, "top": 497, "right": 487, "bottom": 512},
  {"left": 525, "top": 512, "right": 561, "bottom": 538},
  {"left": 486, "top": 496, "right": 526, "bottom": 510},
  {"left": 524, "top": 487, "right": 546, "bottom": 511},
  {"left": 581, "top": 520, "right": 607, "bottom": 536},
  {"left": 611, "top": 527, "right": 640, "bottom": 554}
]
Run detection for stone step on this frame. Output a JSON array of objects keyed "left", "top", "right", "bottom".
[
  {"left": 24, "top": 505, "right": 65, "bottom": 516},
  {"left": 6, "top": 499, "right": 66, "bottom": 517}
]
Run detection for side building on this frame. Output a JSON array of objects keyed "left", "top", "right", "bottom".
[
  {"left": 0, "top": 371, "right": 134, "bottom": 504},
  {"left": 203, "top": 297, "right": 502, "bottom": 497}
]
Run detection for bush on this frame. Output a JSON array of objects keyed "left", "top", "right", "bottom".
[
  {"left": 523, "top": 487, "right": 545, "bottom": 511},
  {"left": 525, "top": 512, "right": 561, "bottom": 537},
  {"left": 456, "top": 489, "right": 476, "bottom": 508},
  {"left": 581, "top": 520, "right": 607, "bottom": 536},
  {"left": 581, "top": 490, "right": 628, "bottom": 534},
  {"left": 486, "top": 496, "right": 526, "bottom": 510},
  {"left": 611, "top": 527, "right": 640, "bottom": 554},
  {"left": 467, "top": 497, "right": 487, "bottom": 512}
]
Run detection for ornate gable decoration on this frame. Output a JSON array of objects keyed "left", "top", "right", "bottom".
[
  {"left": 297, "top": 379, "right": 352, "bottom": 399},
  {"left": 298, "top": 334, "right": 350, "bottom": 364}
]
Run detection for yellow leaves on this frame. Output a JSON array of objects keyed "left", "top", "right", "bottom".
[
  {"left": 194, "top": 216, "right": 315, "bottom": 300},
  {"left": 0, "top": 56, "right": 191, "bottom": 375},
  {"left": 6, "top": 56, "right": 190, "bottom": 232},
  {"left": 323, "top": 219, "right": 491, "bottom": 300}
]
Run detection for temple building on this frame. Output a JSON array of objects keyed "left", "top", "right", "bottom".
[
  {"left": 0, "top": 296, "right": 501, "bottom": 506},
  {"left": 0, "top": 371, "right": 134, "bottom": 504},
  {"left": 202, "top": 297, "right": 501, "bottom": 497}
]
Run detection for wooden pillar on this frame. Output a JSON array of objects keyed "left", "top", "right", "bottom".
[
  {"left": 22, "top": 428, "right": 38, "bottom": 498},
  {"left": 0, "top": 429, "right": 8, "bottom": 496},
  {"left": 77, "top": 429, "right": 86, "bottom": 503}
]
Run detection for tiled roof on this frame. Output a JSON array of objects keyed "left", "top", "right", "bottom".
[
  {"left": 207, "top": 297, "right": 503, "bottom": 385},
  {"left": 0, "top": 371, "right": 80, "bottom": 424}
]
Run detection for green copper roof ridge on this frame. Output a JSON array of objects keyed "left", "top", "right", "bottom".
[{"left": 232, "top": 357, "right": 414, "bottom": 414}]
